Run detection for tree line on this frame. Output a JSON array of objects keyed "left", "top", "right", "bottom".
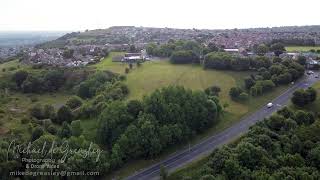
[
  {"left": 179, "top": 94, "right": 320, "bottom": 179},
  {"left": 230, "top": 58, "right": 305, "bottom": 100}
]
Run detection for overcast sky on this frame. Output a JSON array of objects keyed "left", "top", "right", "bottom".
[{"left": 1, "top": 0, "right": 319, "bottom": 31}]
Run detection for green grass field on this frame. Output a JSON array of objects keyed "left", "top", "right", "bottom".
[
  {"left": 0, "top": 54, "right": 297, "bottom": 178},
  {"left": 93, "top": 53, "right": 292, "bottom": 179},
  {"left": 285, "top": 46, "right": 320, "bottom": 52},
  {"left": 89, "top": 52, "right": 126, "bottom": 74}
]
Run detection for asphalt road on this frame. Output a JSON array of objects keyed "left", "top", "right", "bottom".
[{"left": 125, "top": 73, "right": 319, "bottom": 180}]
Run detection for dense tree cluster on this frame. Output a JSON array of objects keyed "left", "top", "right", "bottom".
[
  {"left": 181, "top": 105, "right": 320, "bottom": 179},
  {"left": 170, "top": 50, "right": 199, "bottom": 64},
  {"left": 204, "top": 52, "right": 271, "bottom": 71},
  {"left": 11, "top": 70, "right": 66, "bottom": 93},
  {"left": 245, "top": 59, "right": 304, "bottom": 97},
  {"left": 96, "top": 86, "right": 222, "bottom": 169},
  {"left": 271, "top": 38, "right": 316, "bottom": 46},
  {"left": 76, "top": 71, "right": 127, "bottom": 99},
  {"left": 146, "top": 40, "right": 204, "bottom": 58},
  {"left": 291, "top": 87, "right": 317, "bottom": 107}
]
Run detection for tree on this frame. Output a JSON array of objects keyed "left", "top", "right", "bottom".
[
  {"left": 308, "top": 146, "right": 320, "bottom": 169},
  {"left": 292, "top": 89, "right": 307, "bottom": 107},
  {"left": 146, "top": 43, "right": 157, "bottom": 55},
  {"left": 305, "top": 87, "right": 317, "bottom": 103},
  {"left": 127, "top": 100, "right": 144, "bottom": 118},
  {"left": 56, "top": 105, "right": 73, "bottom": 124},
  {"left": 71, "top": 120, "right": 83, "bottom": 137},
  {"left": 205, "top": 85, "right": 221, "bottom": 96},
  {"left": 44, "top": 70, "right": 65, "bottom": 92},
  {"left": 244, "top": 77, "right": 255, "bottom": 89},
  {"left": 58, "top": 121, "right": 72, "bottom": 138},
  {"left": 12, "top": 70, "right": 28, "bottom": 88},
  {"left": 138, "top": 113, "right": 162, "bottom": 157},
  {"left": 273, "top": 57, "right": 282, "bottom": 63},
  {"left": 291, "top": 88, "right": 317, "bottom": 107},
  {"left": 66, "top": 96, "right": 83, "bottom": 109},
  {"left": 255, "top": 44, "right": 269, "bottom": 56},
  {"left": 270, "top": 42, "right": 285, "bottom": 56},
  {"left": 204, "top": 52, "right": 233, "bottom": 69},
  {"left": 43, "top": 104, "right": 55, "bottom": 119},
  {"left": 97, "top": 101, "right": 134, "bottom": 148},
  {"left": 47, "top": 125, "right": 57, "bottom": 134},
  {"left": 294, "top": 110, "right": 314, "bottom": 125},
  {"left": 21, "top": 76, "right": 42, "bottom": 93},
  {"left": 77, "top": 82, "right": 91, "bottom": 99}
]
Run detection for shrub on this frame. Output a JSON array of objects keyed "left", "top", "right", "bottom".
[
  {"left": 125, "top": 67, "right": 130, "bottom": 74},
  {"left": 229, "top": 87, "right": 243, "bottom": 99},
  {"left": 43, "top": 104, "right": 55, "bottom": 119},
  {"left": 31, "top": 127, "right": 44, "bottom": 141},
  {"left": 47, "top": 125, "right": 57, "bottom": 135},
  {"left": 205, "top": 86, "right": 221, "bottom": 96},
  {"left": 21, "top": 117, "right": 30, "bottom": 124},
  {"left": 71, "top": 120, "right": 83, "bottom": 137},
  {"left": 30, "top": 104, "right": 43, "bottom": 120},
  {"left": 66, "top": 96, "right": 83, "bottom": 109},
  {"left": 56, "top": 105, "right": 73, "bottom": 124}
]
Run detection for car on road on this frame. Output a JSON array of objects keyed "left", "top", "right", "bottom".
[
  {"left": 307, "top": 71, "right": 314, "bottom": 75},
  {"left": 267, "top": 103, "right": 273, "bottom": 108}
]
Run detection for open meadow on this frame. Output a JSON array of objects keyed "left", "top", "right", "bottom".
[
  {"left": 286, "top": 46, "right": 320, "bottom": 52},
  {"left": 89, "top": 52, "right": 291, "bottom": 178}
]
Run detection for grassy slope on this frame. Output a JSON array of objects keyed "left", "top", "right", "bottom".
[
  {"left": 168, "top": 81, "right": 320, "bottom": 180},
  {"left": 0, "top": 60, "right": 70, "bottom": 140},
  {"left": 286, "top": 46, "right": 320, "bottom": 52},
  {"left": 92, "top": 53, "right": 291, "bottom": 179},
  {"left": 0, "top": 55, "right": 294, "bottom": 178}
]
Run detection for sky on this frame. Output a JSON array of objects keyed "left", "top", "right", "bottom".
[{"left": 1, "top": 0, "right": 320, "bottom": 31}]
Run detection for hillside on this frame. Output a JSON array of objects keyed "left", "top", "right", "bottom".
[{"left": 39, "top": 25, "right": 320, "bottom": 49}]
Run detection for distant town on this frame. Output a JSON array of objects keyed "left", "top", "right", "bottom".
[{"left": 1, "top": 25, "right": 320, "bottom": 67}]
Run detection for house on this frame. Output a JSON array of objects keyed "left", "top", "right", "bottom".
[
  {"left": 224, "top": 49, "right": 239, "bottom": 53},
  {"left": 122, "top": 50, "right": 147, "bottom": 62}
]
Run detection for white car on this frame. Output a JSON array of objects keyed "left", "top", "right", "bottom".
[
  {"left": 267, "top": 103, "right": 273, "bottom": 108},
  {"left": 307, "top": 71, "right": 314, "bottom": 75}
]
